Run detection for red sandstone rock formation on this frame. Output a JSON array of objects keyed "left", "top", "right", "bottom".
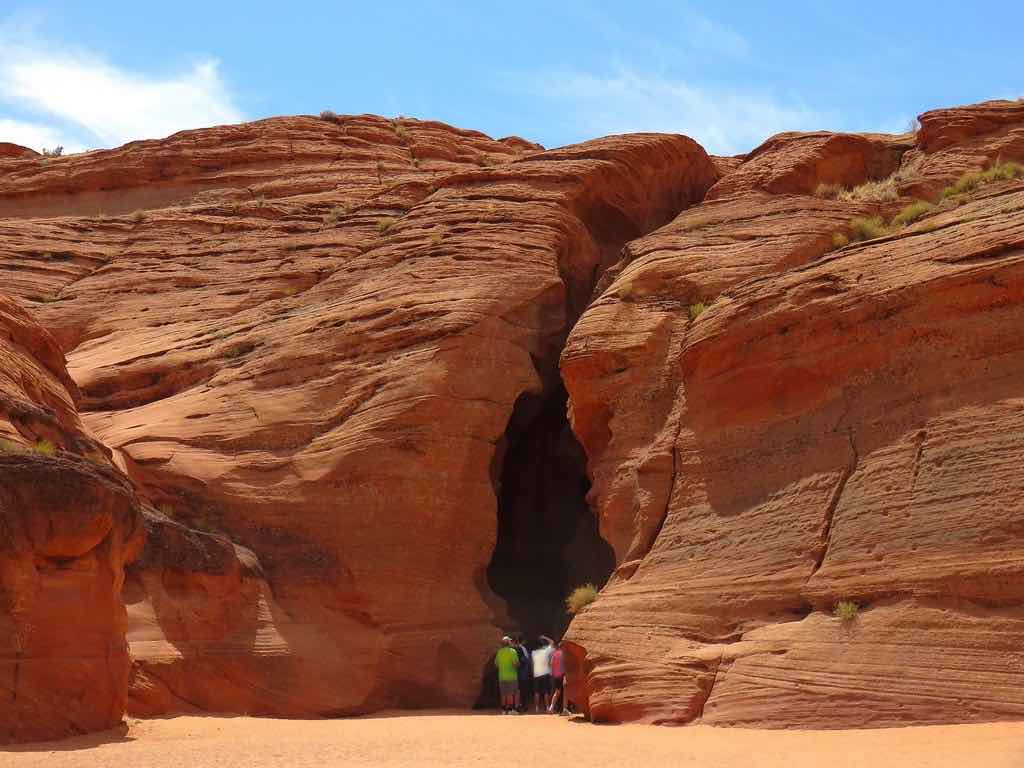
[
  {"left": 0, "top": 143, "right": 37, "bottom": 160},
  {"left": 0, "top": 115, "right": 716, "bottom": 731},
  {"left": 3, "top": 99, "right": 1024, "bottom": 741},
  {"left": 123, "top": 507, "right": 343, "bottom": 717},
  {"left": 562, "top": 99, "right": 1024, "bottom": 727},
  {"left": 0, "top": 295, "right": 143, "bottom": 742}
]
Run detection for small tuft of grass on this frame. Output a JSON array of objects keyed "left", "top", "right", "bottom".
[
  {"left": 377, "top": 217, "right": 396, "bottom": 234},
  {"left": 319, "top": 110, "right": 339, "bottom": 122},
  {"left": 322, "top": 205, "right": 348, "bottom": 226},
  {"left": 394, "top": 123, "right": 410, "bottom": 141},
  {"left": 130, "top": 210, "right": 146, "bottom": 223},
  {"left": 0, "top": 438, "right": 25, "bottom": 453},
  {"left": 814, "top": 182, "right": 842, "bottom": 199},
  {"left": 848, "top": 216, "right": 888, "bottom": 242},
  {"left": 376, "top": 160, "right": 386, "bottom": 184},
  {"left": 478, "top": 155, "right": 496, "bottom": 168},
  {"left": 831, "top": 232, "right": 850, "bottom": 250},
  {"left": 891, "top": 200, "right": 936, "bottom": 227},
  {"left": 833, "top": 600, "right": 859, "bottom": 622},
  {"left": 566, "top": 583, "right": 598, "bottom": 614},
  {"left": 429, "top": 228, "right": 443, "bottom": 246},
  {"left": 837, "top": 176, "right": 898, "bottom": 203},
  {"left": 41, "top": 145, "right": 64, "bottom": 158},
  {"left": 33, "top": 439, "right": 56, "bottom": 456},
  {"left": 688, "top": 302, "right": 707, "bottom": 321},
  {"left": 941, "top": 160, "right": 1024, "bottom": 199}
]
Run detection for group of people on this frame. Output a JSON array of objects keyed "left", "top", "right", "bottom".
[{"left": 494, "top": 634, "right": 567, "bottom": 715}]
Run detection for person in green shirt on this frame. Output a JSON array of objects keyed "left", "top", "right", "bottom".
[{"left": 494, "top": 636, "right": 520, "bottom": 714}]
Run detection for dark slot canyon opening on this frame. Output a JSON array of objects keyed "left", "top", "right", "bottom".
[
  {"left": 473, "top": 196, "right": 682, "bottom": 710},
  {"left": 486, "top": 381, "right": 615, "bottom": 642}
]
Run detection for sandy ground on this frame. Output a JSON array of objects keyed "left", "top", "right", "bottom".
[{"left": 4, "top": 711, "right": 1024, "bottom": 767}]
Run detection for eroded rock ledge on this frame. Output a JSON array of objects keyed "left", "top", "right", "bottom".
[{"left": 0, "top": 295, "right": 143, "bottom": 742}]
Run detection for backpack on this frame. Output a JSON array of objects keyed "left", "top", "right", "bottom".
[{"left": 515, "top": 644, "right": 530, "bottom": 677}]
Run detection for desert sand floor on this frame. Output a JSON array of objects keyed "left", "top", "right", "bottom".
[{"left": 4, "top": 711, "right": 1024, "bottom": 767}]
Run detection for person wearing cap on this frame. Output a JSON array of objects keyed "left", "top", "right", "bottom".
[{"left": 494, "top": 636, "right": 520, "bottom": 714}]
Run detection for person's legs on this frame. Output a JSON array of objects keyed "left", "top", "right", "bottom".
[
  {"left": 548, "top": 688, "right": 560, "bottom": 713},
  {"left": 518, "top": 675, "right": 531, "bottom": 712},
  {"left": 536, "top": 674, "right": 551, "bottom": 712},
  {"left": 499, "top": 681, "right": 517, "bottom": 713},
  {"left": 551, "top": 676, "right": 563, "bottom": 713}
]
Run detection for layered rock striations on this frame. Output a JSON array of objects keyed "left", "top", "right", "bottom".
[
  {"left": 2, "top": 99, "right": 1024, "bottom": 740},
  {"left": 562, "top": 99, "right": 1024, "bottom": 727},
  {"left": 0, "top": 295, "right": 143, "bottom": 742},
  {"left": 0, "top": 115, "right": 716, "bottom": 730}
]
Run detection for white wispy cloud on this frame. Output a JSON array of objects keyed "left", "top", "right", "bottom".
[
  {"left": 0, "top": 23, "right": 242, "bottom": 152},
  {"left": 578, "top": 6, "right": 749, "bottom": 67},
  {"left": 0, "top": 117, "right": 85, "bottom": 153},
  {"left": 680, "top": 9, "right": 750, "bottom": 59},
  {"left": 503, "top": 67, "right": 833, "bottom": 155}
]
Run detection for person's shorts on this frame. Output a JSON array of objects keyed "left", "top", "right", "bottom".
[
  {"left": 552, "top": 675, "right": 564, "bottom": 693},
  {"left": 499, "top": 680, "right": 518, "bottom": 697},
  {"left": 534, "top": 674, "right": 552, "bottom": 695}
]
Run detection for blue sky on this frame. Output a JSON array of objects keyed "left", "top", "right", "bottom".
[{"left": 0, "top": 1, "right": 1020, "bottom": 155}]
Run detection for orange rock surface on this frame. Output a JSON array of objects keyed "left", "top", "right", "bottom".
[
  {"left": 562, "top": 100, "right": 1024, "bottom": 727},
  {"left": 0, "top": 295, "right": 143, "bottom": 742},
  {"left": 3, "top": 99, "right": 1024, "bottom": 741},
  {"left": 0, "top": 115, "right": 716, "bottom": 733}
]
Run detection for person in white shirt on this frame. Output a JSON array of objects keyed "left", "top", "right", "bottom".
[{"left": 530, "top": 635, "right": 556, "bottom": 713}]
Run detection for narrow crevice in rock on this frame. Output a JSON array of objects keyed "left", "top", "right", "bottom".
[
  {"left": 910, "top": 429, "right": 928, "bottom": 492},
  {"left": 486, "top": 381, "right": 615, "bottom": 641},
  {"left": 693, "top": 656, "right": 725, "bottom": 722},
  {"left": 484, "top": 153, "right": 716, "bottom": 641},
  {"left": 484, "top": 162, "right": 713, "bottom": 640},
  {"left": 808, "top": 428, "right": 859, "bottom": 579}
]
